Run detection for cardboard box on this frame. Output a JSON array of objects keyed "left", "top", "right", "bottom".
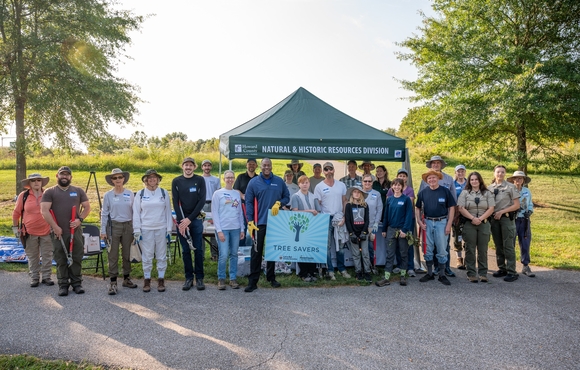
[{"left": 84, "top": 235, "right": 101, "bottom": 253}]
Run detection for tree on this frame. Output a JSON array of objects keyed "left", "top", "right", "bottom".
[
  {"left": 289, "top": 214, "right": 310, "bottom": 242},
  {"left": 397, "top": 0, "right": 580, "bottom": 172},
  {"left": 0, "top": 0, "right": 144, "bottom": 193}
]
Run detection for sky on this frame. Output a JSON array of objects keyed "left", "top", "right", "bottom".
[{"left": 3, "top": 0, "right": 434, "bottom": 143}]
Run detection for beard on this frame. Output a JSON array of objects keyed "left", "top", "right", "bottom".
[{"left": 58, "top": 178, "right": 71, "bottom": 187}]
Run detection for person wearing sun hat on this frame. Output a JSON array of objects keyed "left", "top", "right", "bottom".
[
  {"left": 507, "top": 170, "right": 535, "bottom": 277},
  {"left": 101, "top": 168, "right": 137, "bottom": 295},
  {"left": 358, "top": 161, "right": 376, "bottom": 181},
  {"left": 287, "top": 159, "right": 306, "bottom": 185},
  {"left": 12, "top": 173, "right": 53, "bottom": 288}
]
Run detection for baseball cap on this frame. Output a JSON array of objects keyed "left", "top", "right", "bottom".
[
  {"left": 57, "top": 166, "right": 72, "bottom": 174},
  {"left": 313, "top": 163, "right": 321, "bottom": 168},
  {"left": 201, "top": 159, "right": 212, "bottom": 166},
  {"left": 455, "top": 164, "right": 466, "bottom": 171},
  {"left": 323, "top": 162, "right": 334, "bottom": 169}
]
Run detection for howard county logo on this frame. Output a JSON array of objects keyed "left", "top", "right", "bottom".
[
  {"left": 235, "top": 144, "right": 242, "bottom": 153},
  {"left": 394, "top": 150, "right": 402, "bottom": 158}
]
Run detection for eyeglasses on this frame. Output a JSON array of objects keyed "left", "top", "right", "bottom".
[
  {"left": 29, "top": 179, "right": 43, "bottom": 182},
  {"left": 224, "top": 177, "right": 235, "bottom": 180},
  {"left": 363, "top": 180, "right": 373, "bottom": 183},
  {"left": 111, "top": 176, "right": 124, "bottom": 180},
  {"left": 323, "top": 167, "right": 333, "bottom": 171}
]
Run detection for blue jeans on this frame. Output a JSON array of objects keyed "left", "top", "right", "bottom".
[
  {"left": 216, "top": 229, "right": 240, "bottom": 280},
  {"left": 179, "top": 218, "right": 204, "bottom": 280},
  {"left": 425, "top": 219, "right": 448, "bottom": 264}
]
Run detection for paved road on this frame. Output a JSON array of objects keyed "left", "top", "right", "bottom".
[{"left": 1, "top": 252, "right": 579, "bottom": 370}]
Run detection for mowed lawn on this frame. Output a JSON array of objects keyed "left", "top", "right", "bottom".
[{"left": 0, "top": 161, "right": 578, "bottom": 276}]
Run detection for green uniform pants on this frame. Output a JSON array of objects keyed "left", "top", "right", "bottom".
[
  {"left": 462, "top": 221, "right": 491, "bottom": 277},
  {"left": 490, "top": 216, "right": 517, "bottom": 275}
]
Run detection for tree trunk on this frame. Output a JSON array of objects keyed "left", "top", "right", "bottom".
[
  {"left": 294, "top": 224, "right": 302, "bottom": 242},
  {"left": 15, "top": 96, "right": 27, "bottom": 195},
  {"left": 516, "top": 121, "right": 528, "bottom": 174}
]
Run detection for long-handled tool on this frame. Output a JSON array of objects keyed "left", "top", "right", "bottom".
[
  {"left": 50, "top": 210, "right": 73, "bottom": 266},
  {"left": 70, "top": 206, "right": 76, "bottom": 258},
  {"left": 174, "top": 187, "right": 196, "bottom": 251}
]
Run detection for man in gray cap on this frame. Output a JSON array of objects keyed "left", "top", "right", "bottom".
[
  {"left": 418, "top": 156, "right": 457, "bottom": 277},
  {"left": 41, "top": 166, "right": 91, "bottom": 296},
  {"left": 309, "top": 163, "right": 324, "bottom": 193},
  {"left": 172, "top": 157, "right": 207, "bottom": 291}
]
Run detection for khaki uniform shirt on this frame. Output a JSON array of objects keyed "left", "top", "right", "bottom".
[
  {"left": 458, "top": 189, "right": 495, "bottom": 218},
  {"left": 487, "top": 180, "right": 519, "bottom": 212}
]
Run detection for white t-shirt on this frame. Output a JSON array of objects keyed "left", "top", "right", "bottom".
[
  {"left": 314, "top": 180, "right": 346, "bottom": 216},
  {"left": 204, "top": 175, "right": 221, "bottom": 201}
]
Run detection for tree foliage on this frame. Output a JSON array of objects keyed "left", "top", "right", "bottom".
[
  {"left": 0, "top": 0, "right": 145, "bottom": 192},
  {"left": 397, "top": 0, "right": 580, "bottom": 172}
]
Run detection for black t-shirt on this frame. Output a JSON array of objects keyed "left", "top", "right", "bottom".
[
  {"left": 234, "top": 172, "right": 257, "bottom": 195},
  {"left": 415, "top": 186, "right": 456, "bottom": 218}
]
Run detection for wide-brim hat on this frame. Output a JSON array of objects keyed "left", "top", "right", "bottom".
[
  {"left": 507, "top": 171, "right": 531, "bottom": 185},
  {"left": 141, "top": 169, "right": 162, "bottom": 182},
  {"left": 358, "top": 161, "right": 376, "bottom": 171},
  {"left": 426, "top": 155, "right": 448, "bottom": 169},
  {"left": 287, "top": 159, "right": 303, "bottom": 170},
  {"left": 21, "top": 173, "right": 49, "bottom": 188},
  {"left": 105, "top": 168, "right": 130, "bottom": 186},
  {"left": 346, "top": 185, "right": 369, "bottom": 200},
  {"left": 422, "top": 170, "right": 444, "bottom": 183}
]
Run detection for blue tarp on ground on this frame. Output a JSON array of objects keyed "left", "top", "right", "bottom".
[{"left": 0, "top": 236, "right": 27, "bottom": 263}]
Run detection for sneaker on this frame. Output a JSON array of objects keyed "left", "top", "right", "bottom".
[
  {"left": 182, "top": 279, "right": 193, "bottom": 291},
  {"left": 230, "top": 280, "right": 240, "bottom": 289},
  {"left": 122, "top": 278, "right": 138, "bottom": 288},
  {"left": 400, "top": 275, "right": 407, "bottom": 286},
  {"left": 375, "top": 278, "right": 390, "bottom": 287},
  {"left": 196, "top": 279, "right": 205, "bottom": 291},
  {"left": 270, "top": 280, "right": 281, "bottom": 288},
  {"left": 407, "top": 269, "right": 416, "bottom": 277},
  {"left": 108, "top": 282, "right": 118, "bottom": 295},
  {"left": 445, "top": 267, "right": 456, "bottom": 277},
  {"left": 339, "top": 270, "right": 351, "bottom": 279},
  {"left": 58, "top": 286, "right": 69, "bottom": 296},
  {"left": 457, "top": 257, "right": 466, "bottom": 270},
  {"left": 30, "top": 279, "right": 40, "bottom": 288},
  {"left": 522, "top": 265, "right": 535, "bottom": 277},
  {"left": 72, "top": 285, "right": 85, "bottom": 294},
  {"left": 157, "top": 278, "right": 165, "bottom": 292},
  {"left": 433, "top": 267, "right": 440, "bottom": 275},
  {"left": 244, "top": 284, "right": 257, "bottom": 293},
  {"left": 328, "top": 272, "right": 336, "bottom": 281},
  {"left": 364, "top": 273, "right": 372, "bottom": 282},
  {"left": 41, "top": 278, "right": 55, "bottom": 286},
  {"left": 492, "top": 270, "right": 508, "bottom": 278},
  {"left": 308, "top": 274, "right": 318, "bottom": 282},
  {"left": 504, "top": 273, "right": 519, "bottom": 282},
  {"left": 392, "top": 267, "right": 401, "bottom": 274},
  {"left": 415, "top": 266, "right": 427, "bottom": 274},
  {"left": 143, "top": 278, "right": 151, "bottom": 293},
  {"left": 479, "top": 276, "right": 489, "bottom": 283},
  {"left": 419, "top": 274, "right": 435, "bottom": 283},
  {"left": 218, "top": 279, "right": 226, "bottom": 290},
  {"left": 302, "top": 276, "right": 313, "bottom": 282},
  {"left": 438, "top": 276, "right": 451, "bottom": 286},
  {"left": 371, "top": 268, "right": 378, "bottom": 275},
  {"left": 468, "top": 276, "right": 478, "bottom": 283},
  {"left": 355, "top": 272, "right": 363, "bottom": 281}
]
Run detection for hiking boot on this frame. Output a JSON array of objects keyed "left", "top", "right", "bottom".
[
  {"left": 270, "top": 280, "right": 281, "bottom": 288},
  {"left": 522, "top": 265, "right": 535, "bottom": 277},
  {"left": 229, "top": 280, "right": 240, "bottom": 289},
  {"left": 419, "top": 274, "right": 435, "bottom": 283},
  {"left": 58, "top": 286, "right": 69, "bottom": 296},
  {"left": 73, "top": 286, "right": 85, "bottom": 294},
  {"left": 339, "top": 270, "right": 351, "bottom": 279},
  {"left": 364, "top": 273, "right": 372, "bottom": 283},
  {"left": 108, "top": 282, "right": 118, "bottom": 295},
  {"left": 196, "top": 279, "right": 205, "bottom": 291},
  {"left": 157, "top": 278, "right": 165, "bottom": 292},
  {"left": 479, "top": 276, "right": 489, "bottom": 283},
  {"left": 244, "top": 284, "right": 257, "bottom": 293},
  {"left": 182, "top": 279, "right": 193, "bottom": 291},
  {"left": 407, "top": 269, "right": 416, "bottom": 277},
  {"left": 468, "top": 276, "right": 479, "bottom": 283},
  {"left": 375, "top": 278, "right": 390, "bottom": 287},
  {"left": 457, "top": 257, "right": 466, "bottom": 270},
  {"left": 218, "top": 279, "right": 226, "bottom": 290},
  {"left": 41, "top": 278, "right": 55, "bottom": 286},
  {"left": 493, "top": 269, "right": 508, "bottom": 278},
  {"left": 143, "top": 278, "right": 151, "bottom": 293},
  {"left": 438, "top": 276, "right": 451, "bottom": 286},
  {"left": 328, "top": 272, "right": 336, "bottom": 281},
  {"left": 122, "top": 278, "right": 137, "bottom": 288},
  {"left": 445, "top": 267, "right": 456, "bottom": 277},
  {"left": 30, "top": 279, "right": 40, "bottom": 288},
  {"left": 504, "top": 273, "right": 519, "bottom": 282},
  {"left": 400, "top": 275, "right": 407, "bottom": 286}
]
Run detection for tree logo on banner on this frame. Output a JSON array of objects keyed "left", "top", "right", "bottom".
[{"left": 289, "top": 214, "right": 310, "bottom": 242}]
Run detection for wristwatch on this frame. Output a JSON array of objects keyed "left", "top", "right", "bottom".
[{"left": 79, "top": 218, "right": 84, "bottom": 223}]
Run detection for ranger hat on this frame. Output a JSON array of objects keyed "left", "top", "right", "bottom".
[
  {"left": 105, "top": 168, "right": 130, "bottom": 186},
  {"left": 507, "top": 171, "right": 531, "bottom": 185},
  {"left": 425, "top": 155, "right": 448, "bottom": 169}
]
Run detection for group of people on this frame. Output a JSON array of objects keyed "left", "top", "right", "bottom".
[{"left": 12, "top": 155, "right": 535, "bottom": 296}]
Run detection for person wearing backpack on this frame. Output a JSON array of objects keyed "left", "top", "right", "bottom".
[{"left": 12, "top": 173, "right": 53, "bottom": 288}]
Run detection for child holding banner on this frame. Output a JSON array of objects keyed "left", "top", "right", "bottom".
[
  {"left": 345, "top": 186, "right": 371, "bottom": 282},
  {"left": 291, "top": 175, "right": 322, "bottom": 282}
]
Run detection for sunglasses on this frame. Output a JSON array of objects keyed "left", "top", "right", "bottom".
[
  {"left": 363, "top": 180, "right": 373, "bottom": 183},
  {"left": 111, "top": 176, "right": 124, "bottom": 180},
  {"left": 29, "top": 179, "right": 43, "bottom": 182},
  {"left": 323, "top": 167, "right": 333, "bottom": 171}
]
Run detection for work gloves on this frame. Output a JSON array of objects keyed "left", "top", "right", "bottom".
[
  {"left": 271, "top": 201, "right": 281, "bottom": 216},
  {"left": 247, "top": 221, "right": 259, "bottom": 234},
  {"left": 133, "top": 232, "right": 142, "bottom": 242},
  {"left": 350, "top": 234, "right": 358, "bottom": 245},
  {"left": 359, "top": 232, "right": 368, "bottom": 241},
  {"left": 12, "top": 226, "right": 20, "bottom": 239},
  {"left": 372, "top": 222, "right": 378, "bottom": 233}
]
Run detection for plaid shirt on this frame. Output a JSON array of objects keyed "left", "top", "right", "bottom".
[{"left": 340, "top": 175, "right": 362, "bottom": 190}]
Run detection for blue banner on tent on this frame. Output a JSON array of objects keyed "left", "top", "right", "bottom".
[{"left": 265, "top": 210, "right": 329, "bottom": 263}]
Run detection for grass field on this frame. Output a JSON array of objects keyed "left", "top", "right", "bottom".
[{"left": 1, "top": 159, "right": 579, "bottom": 281}]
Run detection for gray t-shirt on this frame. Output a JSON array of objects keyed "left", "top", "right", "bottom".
[
  {"left": 41, "top": 185, "right": 89, "bottom": 230},
  {"left": 204, "top": 175, "right": 221, "bottom": 201},
  {"left": 100, "top": 188, "right": 134, "bottom": 233}
]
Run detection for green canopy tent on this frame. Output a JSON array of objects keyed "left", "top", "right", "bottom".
[{"left": 219, "top": 87, "right": 407, "bottom": 162}]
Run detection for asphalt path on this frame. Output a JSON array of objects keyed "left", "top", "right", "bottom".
[{"left": 1, "top": 250, "right": 579, "bottom": 370}]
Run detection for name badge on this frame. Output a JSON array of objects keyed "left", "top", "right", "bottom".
[
  {"left": 142, "top": 196, "right": 151, "bottom": 201},
  {"left": 322, "top": 188, "right": 330, "bottom": 193},
  {"left": 438, "top": 198, "right": 445, "bottom": 203},
  {"left": 123, "top": 193, "right": 131, "bottom": 199},
  {"left": 189, "top": 186, "right": 196, "bottom": 192},
  {"left": 70, "top": 192, "right": 78, "bottom": 197},
  {"left": 398, "top": 201, "right": 405, "bottom": 206}
]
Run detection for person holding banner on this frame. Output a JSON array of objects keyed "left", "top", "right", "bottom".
[
  {"left": 291, "top": 175, "right": 322, "bottom": 282},
  {"left": 345, "top": 185, "right": 371, "bottom": 282},
  {"left": 244, "top": 158, "right": 290, "bottom": 292}
]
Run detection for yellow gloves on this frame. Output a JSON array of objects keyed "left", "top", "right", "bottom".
[
  {"left": 271, "top": 201, "right": 281, "bottom": 216},
  {"left": 247, "top": 221, "right": 259, "bottom": 234}
]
